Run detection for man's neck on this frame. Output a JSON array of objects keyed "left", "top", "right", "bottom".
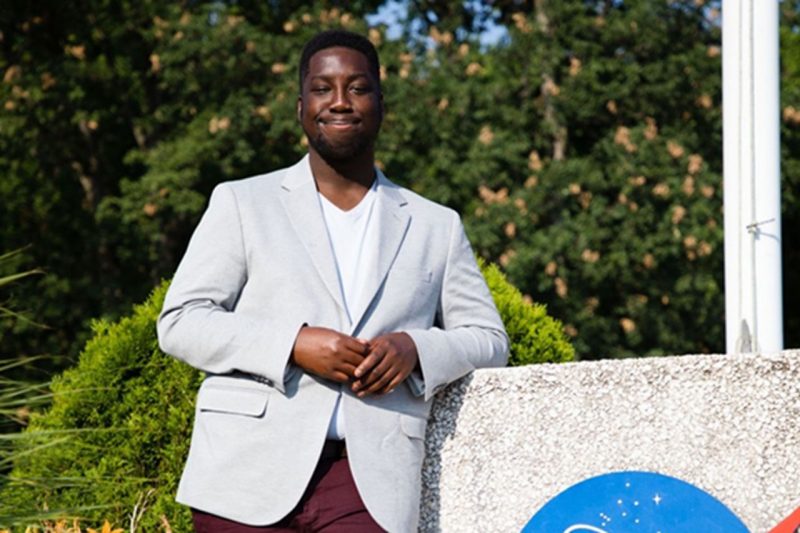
[{"left": 309, "top": 150, "right": 376, "bottom": 211}]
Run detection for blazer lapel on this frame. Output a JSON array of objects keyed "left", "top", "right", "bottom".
[
  {"left": 279, "top": 156, "right": 346, "bottom": 314},
  {"left": 349, "top": 171, "right": 411, "bottom": 334}
]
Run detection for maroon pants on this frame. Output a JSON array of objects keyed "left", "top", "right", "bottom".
[{"left": 191, "top": 456, "right": 384, "bottom": 533}]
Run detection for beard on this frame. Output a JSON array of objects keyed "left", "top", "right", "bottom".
[{"left": 306, "top": 129, "right": 375, "bottom": 162}]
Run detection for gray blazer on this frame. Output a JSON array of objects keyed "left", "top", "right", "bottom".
[{"left": 157, "top": 155, "right": 509, "bottom": 532}]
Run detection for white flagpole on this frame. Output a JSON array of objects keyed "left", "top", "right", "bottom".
[{"left": 723, "top": 0, "right": 784, "bottom": 354}]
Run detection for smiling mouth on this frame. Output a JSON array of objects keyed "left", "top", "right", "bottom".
[{"left": 319, "top": 118, "right": 360, "bottom": 127}]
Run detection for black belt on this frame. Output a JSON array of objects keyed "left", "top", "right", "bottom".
[{"left": 320, "top": 440, "right": 347, "bottom": 460}]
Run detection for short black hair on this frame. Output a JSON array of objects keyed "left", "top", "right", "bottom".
[{"left": 298, "top": 30, "right": 381, "bottom": 93}]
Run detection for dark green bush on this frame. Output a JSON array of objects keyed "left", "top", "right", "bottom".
[
  {"left": 0, "top": 269, "right": 571, "bottom": 530},
  {"left": 479, "top": 259, "right": 575, "bottom": 366}
]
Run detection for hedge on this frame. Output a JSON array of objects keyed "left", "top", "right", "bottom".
[{"left": 0, "top": 264, "right": 572, "bottom": 530}]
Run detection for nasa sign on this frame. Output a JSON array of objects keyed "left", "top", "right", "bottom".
[
  {"left": 418, "top": 351, "right": 800, "bottom": 532},
  {"left": 522, "top": 471, "right": 748, "bottom": 533}
]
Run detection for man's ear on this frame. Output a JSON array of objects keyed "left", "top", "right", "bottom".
[{"left": 296, "top": 96, "right": 303, "bottom": 123}]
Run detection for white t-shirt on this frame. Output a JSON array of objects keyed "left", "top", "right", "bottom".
[{"left": 318, "top": 180, "right": 378, "bottom": 440}]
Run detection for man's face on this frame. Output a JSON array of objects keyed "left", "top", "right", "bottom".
[{"left": 297, "top": 46, "right": 383, "bottom": 162}]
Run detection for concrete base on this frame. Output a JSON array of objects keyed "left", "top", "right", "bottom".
[{"left": 419, "top": 350, "right": 800, "bottom": 532}]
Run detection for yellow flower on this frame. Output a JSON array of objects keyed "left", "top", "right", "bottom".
[
  {"left": 66, "top": 45, "right": 86, "bottom": 60},
  {"left": 554, "top": 277, "right": 568, "bottom": 298},
  {"left": 465, "top": 62, "right": 483, "bottom": 76},
  {"left": 652, "top": 183, "right": 670, "bottom": 198},
  {"left": 542, "top": 77, "right": 560, "bottom": 96},
  {"left": 512, "top": 13, "right": 532, "bottom": 33},
  {"left": 666, "top": 140, "right": 685, "bottom": 159},
  {"left": 614, "top": 126, "right": 636, "bottom": 152},
  {"left": 528, "top": 150, "right": 543, "bottom": 171},
  {"left": 672, "top": 205, "right": 687, "bottom": 224},
  {"left": 696, "top": 94, "right": 713, "bottom": 109},
  {"left": 581, "top": 249, "right": 600, "bottom": 263},
  {"left": 569, "top": 57, "right": 582, "bottom": 76},
  {"left": 208, "top": 116, "right": 231, "bottom": 134},
  {"left": 368, "top": 28, "right": 382, "bottom": 46},
  {"left": 478, "top": 125, "right": 494, "bottom": 145},
  {"left": 644, "top": 117, "right": 658, "bottom": 140},
  {"left": 681, "top": 176, "right": 695, "bottom": 196},
  {"left": 3, "top": 65, "right": 21, "bottom": 83},
  {"left": 87, "top": 520, "right": 124, "bottom": 533}
]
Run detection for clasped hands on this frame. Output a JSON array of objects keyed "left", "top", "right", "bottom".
[{"left": 291, "top": 326, "right": 418, "bottom": 397}]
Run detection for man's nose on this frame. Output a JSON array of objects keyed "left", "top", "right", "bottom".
[{"left": 329, "top": 87, "right": 352, "bottom": 111}]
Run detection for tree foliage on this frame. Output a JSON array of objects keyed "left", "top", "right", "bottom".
[
  {"left": 1, "top": 0, "right": 797, "bottom": 367},
  {"left": 376, "top": 0, "right": 725, "bottom": 358},
  {"left": 780, "top": 1, "right": 800, "bottom": 347}
]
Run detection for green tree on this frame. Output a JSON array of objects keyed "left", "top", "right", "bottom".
[
  {"left": 780, "top": 1, "right": 800, "bottom": 349},
  {"left": 2, "top": 0, "right": 797, "bottom": 370},
  {"left": 376, "top": 0, "right": 725, "bottom": 358},
  {"left": 0, "top": 1, "right": 382, "bottom": 362}
]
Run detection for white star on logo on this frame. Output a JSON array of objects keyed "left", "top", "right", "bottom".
[{"left": 653, "top": 493, "right": 662, "bottom": 505}]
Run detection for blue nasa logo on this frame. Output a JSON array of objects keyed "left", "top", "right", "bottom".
[{"left": 522, "top": 471, "right": 749, "bottom": 533}]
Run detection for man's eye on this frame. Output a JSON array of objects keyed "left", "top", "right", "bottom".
[
  {"left": 351, "top": 86, "right": 370, "bottom": 94},
  {"left": 311, "top": 86, "right": 330, "bottom": 93}
]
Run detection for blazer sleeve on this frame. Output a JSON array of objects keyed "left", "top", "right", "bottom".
[
  {"left": 157, "top": 183, "right": 304, "bottom": 394},
  {"left": 405, "top": 211, "right": 509, "bottom": 401}
]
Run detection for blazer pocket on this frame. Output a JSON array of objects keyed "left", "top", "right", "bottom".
[
  {"left": 399, "top": 413, "right": 428, "bottom": 440},
  {"left": 197, "top": 384, "right": 269, "bottom": 417}
]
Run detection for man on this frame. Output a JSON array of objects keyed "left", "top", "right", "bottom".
[{"left": 157, "top": 29, "right": 508, "bottom": 532}]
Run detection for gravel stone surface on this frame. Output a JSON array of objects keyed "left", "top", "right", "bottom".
[{"left": 419, "top": 350, "right": 800, "bottom": 532}]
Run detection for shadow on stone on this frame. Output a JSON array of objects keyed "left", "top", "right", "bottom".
[{"left": 419, "top": 372, "right": 473, "bottom": 532}]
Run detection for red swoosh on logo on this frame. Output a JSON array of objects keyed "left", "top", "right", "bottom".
[{"left": 770, "top": 506, "right": 800, "bottom": 533}]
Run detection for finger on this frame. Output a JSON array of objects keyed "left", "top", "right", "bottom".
[
  {"left": 343, "top": 337, "right": 370, "bottom": 356},
  {"left": 339, "top": 349, "right": 368, "bottom": 369},
  {"left": 379, "top": 371, "right": 408, "bottom": 395},
  {"left": 329, "top": 370, "right": 352, "bottom": 383},
  {"left": 352, "top": 354, "right": 389, "bottom": 392},
  {"left": 335, "top": 360, "right": 360, "bottom": 379},
  {"left": 354, "top": 347, "right": 384, "bottom": 379},
  {"left": 360, "top": 365, "right": 398, "bottom": 397},
  {"left": 359, "top": 371, "right": 396, "bottom": 397},
  {"left": 361, "top": 350, "right": 396, "bottom": 387},
  {"left": 351, "top": 368, "right": 379, "bottom": 392}
]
